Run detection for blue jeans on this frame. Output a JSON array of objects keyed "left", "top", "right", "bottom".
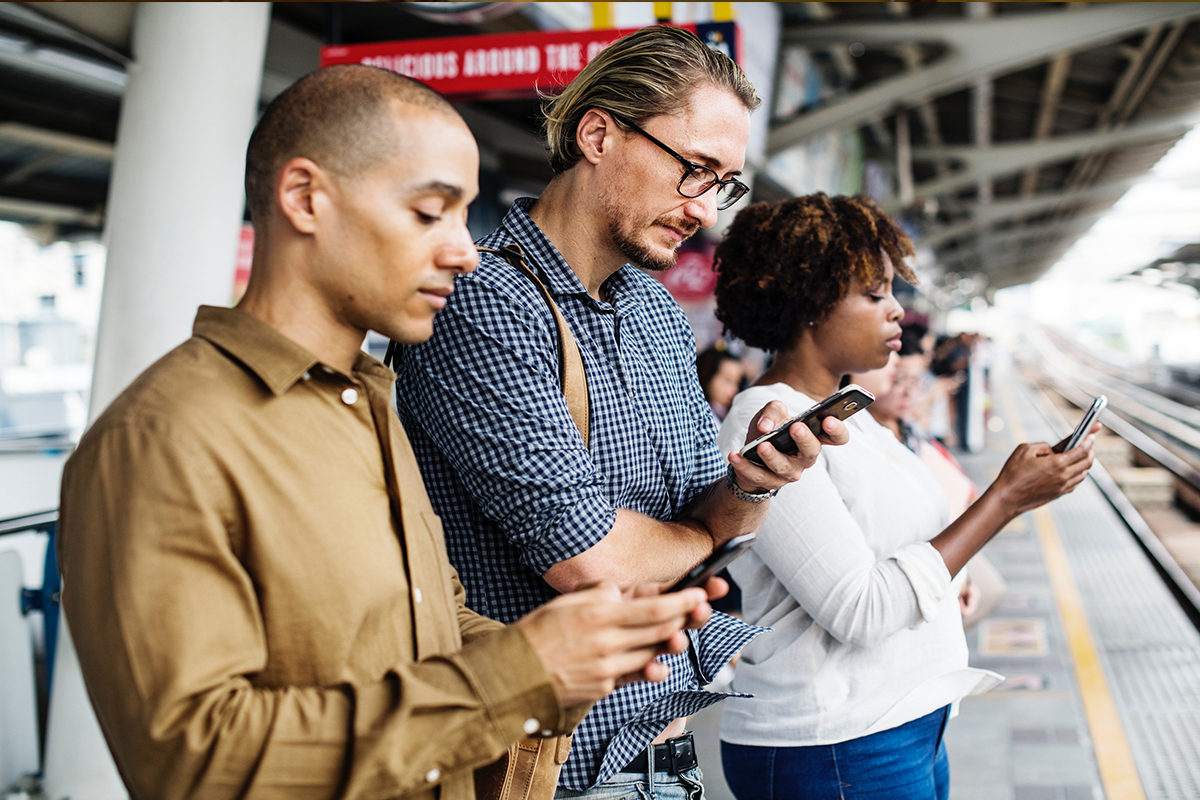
[
  {"left": 555, "top": 766, "right": 704, "bottom": 799},
  {"left": 721, "top": 706, "right": 951, "bottom": 800}
]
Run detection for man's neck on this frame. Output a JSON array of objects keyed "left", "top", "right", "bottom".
[
  {"left": 528, "top": 174, "right": 627, "bottom": 301},
  {"left": 236, "top": 242, "right": 366, "bottom": 374}
]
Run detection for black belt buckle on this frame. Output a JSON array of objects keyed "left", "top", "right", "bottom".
[{"left": 666, "top": 732, "right": 697, "bottom": 773}]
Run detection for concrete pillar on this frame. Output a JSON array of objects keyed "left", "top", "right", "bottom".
[
  {"left": 87, "top": 2, "right": 270, "bottom": 420},
  {"left": 46, "top": 5, "right": 270, "bottom": 798}
]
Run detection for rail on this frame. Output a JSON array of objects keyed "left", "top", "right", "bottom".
[{"left": 1023, "top": 331, "right": 1200, "bottom": 629}]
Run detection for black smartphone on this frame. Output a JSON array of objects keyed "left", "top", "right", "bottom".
[
  {"left": 1056, "top": 395, "right": 1107, "bottom": 453},
  {"left": 666, "top": 533, "right": 757, "bottom": 593},
  {"left": 739, "top": 385, "right": 875, "bottom": 467}
]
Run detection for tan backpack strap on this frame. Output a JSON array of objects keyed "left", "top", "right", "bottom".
[{"left": 478, "top": 244, "right": 590, "bottom": 448}]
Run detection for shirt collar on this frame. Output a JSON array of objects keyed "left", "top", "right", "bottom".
[
  {"left": 500, "top": 198, "right": 591, "bottom": 299},
  {"left": 192, "top": 306, "right": 322, "bottom": 396},
  {"left": 500, "top": 197, "right": 648, "bottom": 312}
]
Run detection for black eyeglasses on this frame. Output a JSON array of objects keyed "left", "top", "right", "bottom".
[{"left": 621, "top": 119, "right": 749, "bottom": 211}]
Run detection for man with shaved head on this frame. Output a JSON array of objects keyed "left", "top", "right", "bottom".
[{"left": 58, "top": 65, "right": 716, "bottom": 800}]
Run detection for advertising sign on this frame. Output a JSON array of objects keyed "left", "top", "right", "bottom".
[{"left": 320, "top": 23, "right": 738, "bottom": 100}]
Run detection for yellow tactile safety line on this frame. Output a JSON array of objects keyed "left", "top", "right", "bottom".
[{"left": 998, "top": 374, "right": 1146, "bottom": 800}]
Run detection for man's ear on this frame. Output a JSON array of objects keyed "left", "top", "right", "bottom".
[
  {"left": 275, "top": 157, "right": 324, "bottom": 235},
  {"left": 576, "top": 108, "right": 619, "bottom": 167}
]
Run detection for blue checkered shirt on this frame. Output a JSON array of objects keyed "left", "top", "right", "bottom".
[{"left": 395, "top": 198, "right": 764, "bottom": 790}]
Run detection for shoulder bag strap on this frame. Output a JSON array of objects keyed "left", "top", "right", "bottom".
[
  {"left": 381, "top": 244, "right": 590, "bottom": 448},
  {"left": 477, "top": 243, "right": 590, "bottom": 448}
]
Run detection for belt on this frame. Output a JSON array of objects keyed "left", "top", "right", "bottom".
[{"left": 619, "top": 733, "right": 698, "bottom": 775}]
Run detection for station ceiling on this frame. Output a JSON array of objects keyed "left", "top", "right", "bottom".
[{"left": 2, "top": 2, "right": 1200, "bottom": 296}]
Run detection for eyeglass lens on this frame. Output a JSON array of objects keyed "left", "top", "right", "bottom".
[{"left": 680, "top": 169, "right": 746, "bottom": 210}]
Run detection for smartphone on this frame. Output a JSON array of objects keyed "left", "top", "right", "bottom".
[
  {"left": 739, "top": 385, "right": 876, "bottom": 467},
  {"left": 1057, "top": 395, "right": 1107, "bottom": 452},
  {"left": 666, "top": 533, "right": 757, "bottom": 593}
]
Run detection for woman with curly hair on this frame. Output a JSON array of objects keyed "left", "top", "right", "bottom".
[{"left": 712, "top": 193, "right": 1097, "bottom": 800}]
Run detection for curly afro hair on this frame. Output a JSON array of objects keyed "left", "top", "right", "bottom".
[{"left": 713, "top": 193, "right": 915, "bottom": 353}]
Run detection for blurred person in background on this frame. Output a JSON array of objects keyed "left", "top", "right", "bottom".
[
  {"left": 710, "top": 193, "right": 1098, "bottom": 800},
  {"left": 696, "top": 343, "right": 745, "bottom": 421}
]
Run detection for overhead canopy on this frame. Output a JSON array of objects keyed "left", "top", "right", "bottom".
[{"left": 773, "top": 2, "right": 1200, "bottom": 296}]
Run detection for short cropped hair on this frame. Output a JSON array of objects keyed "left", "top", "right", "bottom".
[
  {"left": 714, "top": 193, "right": 916, "bottom": 353},
  {"left": 542, "top": 25, "right": 760, "bottom": 175},
  {"left": 244, "top": 65, "right": 457, "bottom": 224}
]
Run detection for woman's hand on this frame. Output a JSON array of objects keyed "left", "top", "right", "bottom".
[{"left": 993, "top": 427, "right": 1097, "bottom": 515}]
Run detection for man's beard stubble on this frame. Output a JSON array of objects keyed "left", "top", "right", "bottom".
[{"left": 604, "top": 205, "right": 698, "bottom": 273}]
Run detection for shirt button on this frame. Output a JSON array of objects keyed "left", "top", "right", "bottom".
[
  {"left": 341, "top": 388, "right": 358, "bottom": 405},
  {"left": 425, "top": 768, "right": 440, "bottom": 783},
  {"left": 413, "top": 587, "right": 423, "bottom": 603},
  {"left": 523, "top": 718, "right": 540, "bottom": 735}
]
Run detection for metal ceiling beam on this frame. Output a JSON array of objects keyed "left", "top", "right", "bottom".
[
  {"left": 936, "top": 221, "right": 1104, "bottom": 278},
  {"left": 908, "top": 109, "right": 1199, "bottom": 198},
  {"left": 915, "top": 179, "right": 1138, "bottom": 246},
  {"left": 768, "top": 2, "right": 1200, "bottom": 155},
  {"left": 0, "top": 29, "right": 125, "bottom": 96},
  {"left": 0, "top": 122, "right": 114, "bottom": 160},
  {"left": 0, "top": 195, "right": 101, "bottom": 226}
]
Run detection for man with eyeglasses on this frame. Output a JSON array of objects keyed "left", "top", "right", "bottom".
[{"left": 395, "top": 25, "right": 847, "bottom": 799}]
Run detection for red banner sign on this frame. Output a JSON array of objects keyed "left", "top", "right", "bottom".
[
  {"left": 656, "top": 241, "right": 718, "bottom": 303},
  {"left": 320, "top": 23, "right": 738, "bottom": 100}
]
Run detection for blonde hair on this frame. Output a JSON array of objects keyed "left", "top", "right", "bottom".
[{"left": 542, "top": 25, "right": 760, "bottom": 174}]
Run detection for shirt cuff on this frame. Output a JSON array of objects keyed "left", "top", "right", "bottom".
[
  {"left": 458, "top": 624, "right": 573, "bottom": 738},
  {"left": 518, "top": 493, "right": 617, "bottom": 575},
  {"left": 893, "top": 542, "right": 953, "bottom": 624}
]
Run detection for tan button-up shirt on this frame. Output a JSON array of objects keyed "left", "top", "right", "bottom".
[{"left": 59, "top": 306, "right": 571, "bottom": 800}]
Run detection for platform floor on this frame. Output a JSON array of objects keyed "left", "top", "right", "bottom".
[{"left": 690, "top": 367, "right": 1200, "bottom": 800}]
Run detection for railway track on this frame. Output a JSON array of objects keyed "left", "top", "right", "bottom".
[{"left": 1023, "top": 328, "right": 1200, "bottom": 628}]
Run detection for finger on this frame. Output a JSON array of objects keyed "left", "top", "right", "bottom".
[
  {"left": 728, "top": 451, "right": 787, "bottom": 490},
  {"left": 1059, "top": 443, "right": 1092, "bottom": 466},
  {"left": 603, "top": 648, "right": 668, "bottom": 685},
  {"left": 656, "top": 629, "right": 692, "bottom": 655},
  {"left": 819, "top": 416, "right": 850, "bottom": 446},
  {"left": 685, "top": 602, "right": 713, "bottom": 629},
  {"left": 616, "top": 589, "right": 707, "bottom": 628},
  {"left": 755, "top": 400, "right": 792, "bottom": 431},
  {"left": 615, "top": 658, "right": 673, "bottom": 687},
  {"left": 550, "top": 582, "right": 623, "bottom": 605},
  {"left": 704, "top": 576, "right": 729, "bottom": 601},
  {"left": 787, "top": 421, "right": 823, "bottom": 463}
]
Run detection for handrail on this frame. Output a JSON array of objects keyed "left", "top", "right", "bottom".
[{"left": 0, "top": 510, "right": 59, "bottom": 537}]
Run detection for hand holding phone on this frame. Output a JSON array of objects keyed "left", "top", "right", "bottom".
[
  {"left": 666, "top": 533, "right": 756, "bottom": 593},
  {"left": 739, "top": 385, "right": 875, "bottom": 467},
  {"left": 1053, "top": 395, "right": 1106, "bottom": 453}
]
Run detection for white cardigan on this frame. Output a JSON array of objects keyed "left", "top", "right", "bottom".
[{"left": 717, "top": 383, "right": 1000, "bottom": 747}]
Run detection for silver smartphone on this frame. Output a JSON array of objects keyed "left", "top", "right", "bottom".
[
  {"left": 739, "top": 384, "right": 875, "bottom": 467},
  {"left": 1058, "top": 395, "right": 1107, "bottom": 452}
]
